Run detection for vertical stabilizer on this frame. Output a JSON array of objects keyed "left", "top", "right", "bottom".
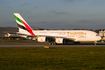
[{"left": 13, "top": 13, "right": 35, "bottom": 35}]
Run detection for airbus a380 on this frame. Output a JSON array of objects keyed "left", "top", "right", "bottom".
[{"left": 11, "top": 13, "right": 101, "bottom": 45}]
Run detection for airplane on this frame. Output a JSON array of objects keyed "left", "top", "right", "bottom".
[{"left": 9, "top": 13, "right": 101, "bottom": 45}]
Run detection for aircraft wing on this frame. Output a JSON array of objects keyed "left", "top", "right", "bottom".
[
  {"left": 27, "top": 35, "right": 76, "bottom": 42},
  {"left": 7, "top": 32, "right": 76, "bottom": 42}
]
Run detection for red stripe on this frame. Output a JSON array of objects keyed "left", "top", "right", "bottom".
[{"left": 21, "top": 20, "right": 35, "bottom": 35}]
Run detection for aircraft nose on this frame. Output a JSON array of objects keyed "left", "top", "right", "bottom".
[
  {"left": 98, "top": 36, "right": 102, "bottom": 41},
  {"left": 95, "top": 36, "right": 101, "bottom": 41}
]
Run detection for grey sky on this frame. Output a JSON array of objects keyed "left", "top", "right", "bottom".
[{"left": 0, "top": 0, "right": 105, "bottom": 29}]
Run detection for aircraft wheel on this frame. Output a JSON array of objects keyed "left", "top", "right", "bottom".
[{"left": 49, "top": 43, "right": 54, "bottom": 45}]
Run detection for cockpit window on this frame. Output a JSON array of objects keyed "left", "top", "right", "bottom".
[{"left": 96, "top": 34, "right": 99, "bottom": 36}]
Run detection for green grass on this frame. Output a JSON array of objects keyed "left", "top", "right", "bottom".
[{"left": 0, "top": 47, "right": 105, "bottom": 70}]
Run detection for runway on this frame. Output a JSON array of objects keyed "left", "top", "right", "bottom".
[
  {"left": 0, "top": 44, "right": 105, "bottom": 47},
  {"left": 0, "top": 42, "right": 105, "bottom": 47}
]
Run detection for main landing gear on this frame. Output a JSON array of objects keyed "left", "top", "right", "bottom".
[{"left": 49, "top": 42, "right": 64, "bottom": 45}]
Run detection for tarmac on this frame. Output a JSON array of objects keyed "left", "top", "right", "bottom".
[
  {"left": 0, "top": 43, "right": 105, "bottom": 47},
  {"left": 0, "top": 45, "right": 105, "bottom": 47}
]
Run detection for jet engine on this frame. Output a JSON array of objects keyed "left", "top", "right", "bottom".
[
  {"left": 37, "top": 37, "right": 46, "bottom": 42},
  {"left": 55, "top": 38, "right": 64, "bottom": 44}
]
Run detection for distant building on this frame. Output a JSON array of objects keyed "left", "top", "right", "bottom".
[
  {"left": 99, "top": 30, "right": 105, "bottom": 37},
  {"left": 99, "top": 30, "right": 105, "bottom": 40}
]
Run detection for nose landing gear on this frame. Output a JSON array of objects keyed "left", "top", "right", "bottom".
[{"left": 94, "top": 41, "right": 97, "bottom": 45}]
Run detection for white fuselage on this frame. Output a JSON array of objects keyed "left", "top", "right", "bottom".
[{"left": 19, "top": 30, "right": 101, "bottom": 42}]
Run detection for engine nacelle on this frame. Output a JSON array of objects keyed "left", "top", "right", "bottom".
[
  {"left": 37, "top": 37, "right": 46, "bottom": 42},
  {"left": 55, "top": 38, "right": 63, "bottom": 44}
]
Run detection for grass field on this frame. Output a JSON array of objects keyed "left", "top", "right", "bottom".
[{"left": 0, "top": 47, "right": 105, "bottom": 70}]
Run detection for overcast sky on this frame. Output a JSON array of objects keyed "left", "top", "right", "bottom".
[{"left": 0, "top": 0, "right": 105, "bottom": 29}]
